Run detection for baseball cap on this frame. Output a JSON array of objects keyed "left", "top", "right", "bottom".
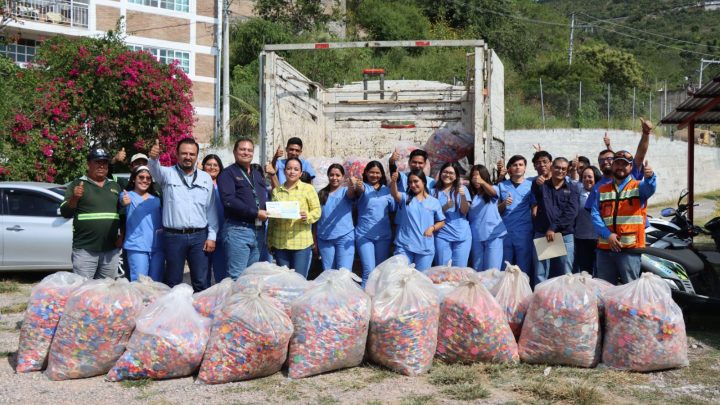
[
  {"left": 613, "top": 150, "right": 633, "bottom": 164},
  {"left": 131, "top": 153, "right": 149, "bottom": 163},
  {"left": 87, "top": 148, "right": 110, "bottom": 161}
]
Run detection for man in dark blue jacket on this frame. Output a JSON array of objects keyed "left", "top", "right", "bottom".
[
  {"left": 531, "top": 157, "right": 579, "bottom": 286},
  {"left": 217, "top": 138, "right": 269, "bottom": 279}
]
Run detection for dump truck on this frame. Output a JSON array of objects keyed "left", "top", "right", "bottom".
[{"left": 258, "top": 40, "right": 505, "bottom": 170}]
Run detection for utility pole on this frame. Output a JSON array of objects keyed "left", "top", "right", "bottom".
[
  {"left": 540, "top": 78, "right": 546, "bottom": 130},
  {"left": 222, "top": 0, "right": 232, "bottom": 146},
  {"left": 699, "top": 58, "right": 720, "bottom": 87},
  {"left": 568, "top": 13, "right": 575, "bottom": 65}
]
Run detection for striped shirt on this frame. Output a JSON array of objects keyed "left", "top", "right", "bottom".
[{"left": 268, "top": 181, "right": 321, "bottom": 250}]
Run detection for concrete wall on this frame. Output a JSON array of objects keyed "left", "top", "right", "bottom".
[{"left": 505, "top": 129, "right": 720, "bottom": 203}]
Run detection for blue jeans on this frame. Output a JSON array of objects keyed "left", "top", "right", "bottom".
[
  {"left": 163, "top": 229, "right": 210, "bottom": 292},
  {"left": 318, "top": 231, "right": 355, "bottom": 271},
  {"left": 533, "top": 232, "right": 574, "bottom": 286},
  {"left": 394, "top": 245, "right": 434, "bottom": 271},
  {"left": 503, "top": 230, "right": 534, "bottom": 277},
  {"left": 126, "top": 249, "right": 165, "bottom": 282},
  {"left": 435, "top": 237, "right": 472, "bottom": 267},
  {"left": 274, "top": 247, "right": 313, "bottom": 279},
  {"left": 207, "top": 229, "right": 228, "bottom": 284},
  {"left": 356, "top": 236, "right": 392, "bottom": 287},
  {"left": 595, "top": 250, "right": 641, "bottom": 285},
  {"left": 471, "top": 236, "right": 505, "bottom": 271},
  {"left": 223, "top": 221, "right": 266, "bottom": 280}
]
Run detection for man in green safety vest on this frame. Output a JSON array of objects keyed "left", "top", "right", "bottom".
[{"left": 60, "top": 148, "right": 124, "bottom": 279}]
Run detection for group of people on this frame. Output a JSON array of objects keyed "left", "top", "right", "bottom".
[{"left": 61, "top": 122, "right": 656, "bottom": 292}]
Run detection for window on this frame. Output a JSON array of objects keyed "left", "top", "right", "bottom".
[
  {"left": 6, "top": 190, "right": 60, "bottom": 217},
  {"left": 129, "top": 45, "right": 190, "bottom": 74},
  {"left": 129, "top": 0, "right": 189, "bottom": 13},
  {"left": 0, "top": 39, "right": 38, "bottom": 64}
]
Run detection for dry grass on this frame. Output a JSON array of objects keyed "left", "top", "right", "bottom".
[
  {"left": 0, "top": 302, "right": 26, "bottom": 314},
  {"left": 0, "top": 280, "right": 20, "bottom": 294}
]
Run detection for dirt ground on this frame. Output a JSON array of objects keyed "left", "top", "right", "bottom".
[{"left": 1, "top": 274, "right": 719, "bottom": 405}]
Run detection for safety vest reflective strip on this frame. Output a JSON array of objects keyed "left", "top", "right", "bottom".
[
  {"left": 598, "top": 187, "right": 640, "bottom": 202},
  {"left": 77, "top": 213, "right": 120, "bottom": 220},
  {"left": 598, "top": 234, "right": 637, "bottom": 247},
  {"left": 602, "top": 215, "right": 645, "bottom": 226}
]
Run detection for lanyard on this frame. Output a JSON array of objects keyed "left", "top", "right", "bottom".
[
  {"left": 174, "top": 165, "right": 199, "bottom": 189},
  {"left": 237, "top": 164, "right": 259, "bottom": 209}
]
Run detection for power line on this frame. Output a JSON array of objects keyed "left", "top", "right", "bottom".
[
  {"left": 588, "top": 22, "right": 719, "bottom": 58},
  {"left": 578, "top": 11, "right": 720, "bottom": 51}
]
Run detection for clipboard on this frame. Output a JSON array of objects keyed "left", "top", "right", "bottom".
[{"left": 533, "top": 233, "right": 568, "bottom": 260}]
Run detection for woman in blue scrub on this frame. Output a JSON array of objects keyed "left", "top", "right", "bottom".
[
  {"left": 433, "top": 162, "right": 471, "bottom": 267},
  {"left": 120, "top": 166, "right": 164, "bottom": 282},
  {"left": 355, "top": 161, "right": 395, "bottom": 287},
  {"left": 390, "top": 169, "right": 445, "bottom": 270},
  {"left": 202, "top": 154, "right": 227, "bottom": 284},
  {"left": 468, "top": 164, "right": 507, "bottom": 271},
  {"left": 316, "top": 164, "right": 358, "bottom": 271}
]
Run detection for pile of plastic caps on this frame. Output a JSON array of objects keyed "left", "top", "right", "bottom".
[
  {"left": 16, "top": 259, "right": 688, "bottom": 383},
  {"left": 305, "top": 157, "right": 342, "bottom": 192},
  {"left": 423, "top": 128, "right": 474, "bottom": 175},
  {"left": 381, "top": 141, "right": 431, "bottom": 178},
  {"left": 342, "top": 156, "right": 371, "bottom": 180}
]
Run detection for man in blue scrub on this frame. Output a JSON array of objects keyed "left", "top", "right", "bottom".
[
  {"left": 388, "top": 148, "right": 436, "bottom": 192},
  {"left": 270, "top": 137, "right": 317, "bottom": 188},
  {"left": 497, "top": 155, "right": 534, "bottom": 276}
]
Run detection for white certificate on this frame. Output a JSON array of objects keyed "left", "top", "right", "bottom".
[
  {"left": 533, "top": 233, "right": 568, "bottom": 261},
  {"left": 266, "top": 201, "right": 301, "bottom": 219}
]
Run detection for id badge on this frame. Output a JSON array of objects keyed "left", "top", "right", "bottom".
[{"left": 255, "top": 219, "right": 262, "bottom": 227}]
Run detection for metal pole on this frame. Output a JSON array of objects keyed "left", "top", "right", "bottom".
[
  {"left": 222, "top": 0, "right": 231, "bottom": 146},
  {"left": 540, "top": 78, "right": 546, "bottom": 130},
  {"left": 568, "top": 13, "right": 575, "bottom": 65},
  {"left": 607, "top": 83, "right": 610, "bottom": 129},
  {"left": 649, "top": 92, "right": 653, "bottom": 123},
  {"left": 632, "top": 87, "right": 636, "bottom": 127},
  {"left": 688, "top": 123, "right": 695, "bottom": 224},
  {"left": 663, "top": 80, "right": 668, "bottom": 118},
  {"left": 213, "top": 0, "right": 223, "bottom": 144},
  {"left": 699, "top": 59, "right": 705, "bottom": 88}
]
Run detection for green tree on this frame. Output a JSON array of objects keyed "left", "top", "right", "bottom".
[
  {"left": 355, "top": 0, "right": 431, "bottom": 41},
  {"left": 253, "top": 0, "right": 332, "bottom": 33},
  {"left": 575, "top": 44, "right": 645, "bottom": 89},
  {"left": 230, "top": 18, "right": 293, "bottom": 67}
]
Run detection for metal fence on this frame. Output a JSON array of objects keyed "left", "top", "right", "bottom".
[{"left": 8, "top": 0, "right": 89, "bottom": 28}]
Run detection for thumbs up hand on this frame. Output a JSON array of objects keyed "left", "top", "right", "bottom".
[
  {"left": 113, "top": 147, "right": 126, "bottom": 164},
  {"left": 73, "top": 181, "right": 85, "bottom": 199},
  {"left": 149, "top": 139, "right": 161, "bottom": 159},
  {"left": 643, "top": 160, "right": 654, "bottom": 179},
  {"left": 121, "top": 191, "right": 131, "bottom": 206}
]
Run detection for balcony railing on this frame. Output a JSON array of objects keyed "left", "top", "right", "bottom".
[{"left": 8, "top": 0, "right": 89, "bottom": 28}]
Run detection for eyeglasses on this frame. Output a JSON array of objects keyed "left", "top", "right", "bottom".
[
  {"left": 137, "top": 175, "right": 151, "bottom": 181},
  {"left": 441, "top": 171, "right": 456, "bottom": 176},
  {"left": 599, "top": 157, "right": 614, "bottom": 163},
  {"left": 614, "top": 151, "right": 633, "bottom": 160}
]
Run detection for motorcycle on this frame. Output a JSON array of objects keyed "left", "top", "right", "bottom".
[{"left": 639, "top": 191, "right": 720, "bottom": 310}]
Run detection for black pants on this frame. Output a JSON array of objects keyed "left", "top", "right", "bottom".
[{"left": 573, "top": 238, "right": 597, "bottom": 275}]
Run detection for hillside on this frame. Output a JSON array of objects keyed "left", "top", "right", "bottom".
[{"left": 539, "top": 0, "right": 720, "bottom": 85}]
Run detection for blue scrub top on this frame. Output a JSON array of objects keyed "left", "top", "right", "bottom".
[
  {"left": 497, "top": 179, "right": 533, "bottom": 234},
  {"left": 356, "top": 183, "right": 395, "bottom": 241},
  {"left": 317, "top": 186, "right": 354, "bottom": 240},
  {"left": 434, "top": 186, "right": 471, "bottom": 242},
  {"left": 121, "top": 191, "right": 163, "bottom": 252},
  {"left": 395, "top": 193, "right": 445, "bottom": 255},
  {"left": 468, "top": 188, "right": 507, "bottom": 241},
  {"left": 276, "top": 158, "right": 317, "bottom": 184}
]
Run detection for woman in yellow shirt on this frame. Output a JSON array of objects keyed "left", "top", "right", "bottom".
[{"left": 268, "top": 157, "right": 321, "bottom": 278}]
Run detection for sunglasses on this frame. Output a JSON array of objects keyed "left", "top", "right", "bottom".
[{"left": 136, "top": 175, "right": 151, "bottom": 181}]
